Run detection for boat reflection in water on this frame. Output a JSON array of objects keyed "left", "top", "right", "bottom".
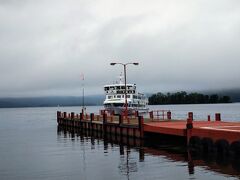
[{"left": 57, "top": 126, "right": 240, "bottom": 179}]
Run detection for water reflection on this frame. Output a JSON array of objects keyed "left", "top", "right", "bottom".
[{"left": 57, "top": 126, "right": 240, "bottom": 179}]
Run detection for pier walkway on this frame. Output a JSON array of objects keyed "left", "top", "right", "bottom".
[{"left": 144, "top": 120, "right": 240, "bottom": 143}]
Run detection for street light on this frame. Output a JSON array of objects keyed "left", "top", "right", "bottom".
[{"left": 110, "top": 62, "right": 139, "bottom": 120}]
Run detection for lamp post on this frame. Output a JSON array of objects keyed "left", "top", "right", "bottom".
[{"left": 110, "top": 62, "right": 139, "bottom": 120}]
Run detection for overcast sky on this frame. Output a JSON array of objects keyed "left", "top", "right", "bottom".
[{"left": 0, "top": 0, "right": 240, "bottom": 97}]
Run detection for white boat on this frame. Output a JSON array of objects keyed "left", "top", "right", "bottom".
[{"left": 103, "top": 75, "right": 149, "bottom": 115}]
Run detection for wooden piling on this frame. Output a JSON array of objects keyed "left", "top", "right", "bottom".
[
  {"left": 208, "top": 115, "right": 211, "bottom": 121},
  {"left": 215, "top": 113, "right": 221, "bottom": 121},
  {"left": 167, "top": 111, "right": 171, "bottom": 120},
  {"left": 71, "top": 112, "right": 74, "bottom": 120}
]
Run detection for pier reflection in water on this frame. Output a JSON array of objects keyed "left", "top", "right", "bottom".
[{"left": 57, "top": 126, "right": 240, "bottom": 180}]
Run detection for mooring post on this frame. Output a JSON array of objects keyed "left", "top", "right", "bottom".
[
  {"left": 103, "top": 113, "right": 107, "bottom": 133},
  {"left": 57, "top": 111, "right": 61, "bottom": 124},
  {"left": 167, "top": 111, "right": 171, "bottom": 120},
  {"left": 119, "top": 114, "right": 123, "bottom": 125},
  {"left": 90, "top": 113, "right": 94, "bottom": 122},
  {"left": 63, "top": 112, "right": 67, "bottom": 118},
  {"left": 70, "top": 112, "right": 75, "bottom": 127},
  {"left": 215, "top": 113, "right": 221, "bottom": 121},
  {"left": 208, "top": 115, "right": 211, "bottom": 121},
  {"left": 71, "top": 112, "right": 75, "bottom": 120},
  {"left": 100, "top": 110, "right": 105, "bottom": 115},
  {"left": 149, "top": 111, "right": 153, "bottom": 120},
  {"left": 186, "top": 112, "right": 193, "bottom": 146},
  {"left": 90, "top": 113, "right": 94, "bottom": 129},
  {"left": 103, "top": 113, "right": 107, "bottom": 124},
  {"left": 57, "top": 111, "right": 61, "bottom": 118},
  {"left": 138, "top": 116, "right": 144, "bottom": 138},
  {"left": 80, "top": 113, "right": 83, "bottom": 121}
]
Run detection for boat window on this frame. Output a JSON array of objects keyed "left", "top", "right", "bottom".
[
  {"left": 121, "top": 86, "right": 125, "bottom": 89},
  {"left": 117, "top": 95, "right": 121, "bottom": 98},
  {"left": 132, "top": 90, "right": 135, "bottom": 94},
  {"left": 127, "top": 95, "right": 130, "bottom": 98},
  {"left": 122, "top": 95, "right": 124, "bottom": 98},
  {"left": 108, "top": 95, "right": 112, "bottom": 99},
  {"left": 104, "top": 87, "right": 109, "bottom": 91},
  {"left": 116, "top": 86, "right": 120, "bottom": 90}
]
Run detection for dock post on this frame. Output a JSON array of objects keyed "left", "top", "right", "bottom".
[
  {"left": 208, "top": 115, "right": 211, "bottom": 121},
  {"left": 103, "top": 113, "right": 107, "bottom": 133},
  {"left": 57, "top": 111, "right": 61, "bottom": 122},
  {"left": 90, "top": 113, "right": 94, "bottom": 122},
  {"left": 71, "top": 112, "right": 75, "bottom": 120},
  {"left": 90, "top": 113, "right": 94, "bottom": 130},
  {"left": 119, "top": 114, "right": 123, "bottom": 125},
  {"left": 186, "top": 112, "right": 193, "bottom": 146},
  {"left": 167, "top": 111, "right": 171, "bottom": 120},
  {"left": 149, "top": 111, "right": 153, "bottom": 120},
  {"left": 215, "top": 113, "right": 221, "bottom": 121},
  {"left": 103, "top": 113, "right": 107, "bottom": 124},
  {"left": 138, "top": 116, "right": 144, "bottom": 138},
  {"left": 63, "top": 112, "right": 67, "bottom": 118},
  {"left": 70, "top": 112, "right": 75, "bottom": 127},
  {"left": 80, "top": 113, "right": 83, "bottom": 121}
]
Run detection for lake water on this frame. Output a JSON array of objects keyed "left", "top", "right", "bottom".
[{"left": 0, "top": 103, "right": 240, "bottom": 180}]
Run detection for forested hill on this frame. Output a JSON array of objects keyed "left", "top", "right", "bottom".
[{"left": 148, "top": 91, "right": 231, "bottom": 105}]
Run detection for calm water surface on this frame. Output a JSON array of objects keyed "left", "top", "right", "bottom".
[{"left": 0, "top": 104, "right": 240, "bottom": 180}]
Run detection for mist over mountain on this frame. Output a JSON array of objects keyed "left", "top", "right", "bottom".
[
  {"left": 0, "top": 95, "right": 105, "bottom": 108},
  {"left": 0, "top": 88, "right": 239, "bottom": 108},
  {"left": 201, "top": 88, "right": 240, "bottom": 102}
]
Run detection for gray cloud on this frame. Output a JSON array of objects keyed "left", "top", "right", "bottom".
[{"left": 0, "top": 0, "right": 240, "bottom": 97}]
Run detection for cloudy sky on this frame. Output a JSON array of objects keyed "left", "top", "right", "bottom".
[{"left": 0, "top": 0, "right": 240, "bottom": 97}]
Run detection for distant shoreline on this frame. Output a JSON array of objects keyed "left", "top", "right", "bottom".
[
  {"left": 1, "top": 102, "right": 240, "bottom": 109},
  {"left": 0, "top": 94, "right": 239, "bottom": 108}
]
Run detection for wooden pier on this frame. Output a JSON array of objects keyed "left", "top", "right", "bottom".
[
  {"left": 57, "top": 111, "right": 144, "bottom": 139},
  {"left": 57, "top": 110, "right": 240, "bottom": 156}
]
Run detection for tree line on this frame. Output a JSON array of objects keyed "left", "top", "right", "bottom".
[{"left": 148, "top": 91, "right": 231, "bottom": 105}]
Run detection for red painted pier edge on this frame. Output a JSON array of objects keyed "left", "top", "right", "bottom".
[{"left": 57, "top": 111, "right": 240, "bottom": 156}]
